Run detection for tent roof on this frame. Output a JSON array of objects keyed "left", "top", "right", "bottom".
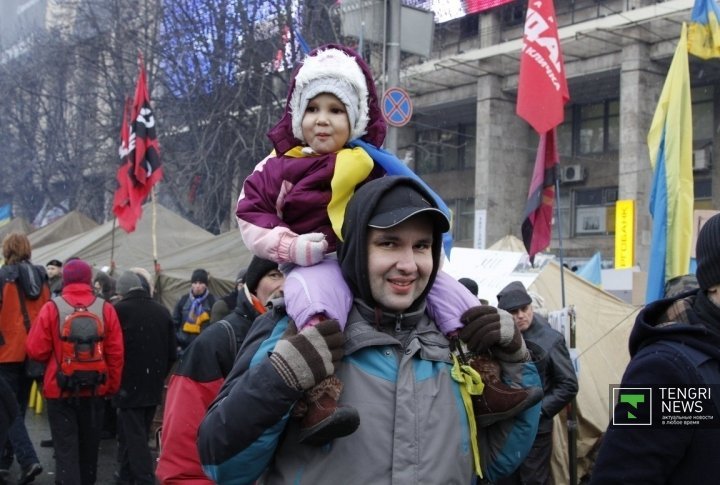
[
  {"left": 146, "top": 230, "right": 254, "bottom": 308},
  {"left": 31, "top": 203, "right": 213, "bottom": 270},
  {"left": 0, "top": 217, "right": 34, "bottom": 240},
  {"left": 29, "top": 211, "right": 99, "bottom": 249},
  {"left": 487, "top": 235, "right": 527, "bottom": 253}
]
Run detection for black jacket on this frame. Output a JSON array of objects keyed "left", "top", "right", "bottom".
[
  {"left": 112, "top": 288, "right": 177, "bottom": 408},
  {"left": 592, "top": 290, "right": 720, "bottom": 484},
  {"left": 523, "top": 313, "right": 578, "bottom": 433},
  {"left": 175, "top": 289, "right": 262, "bottom": 381}
]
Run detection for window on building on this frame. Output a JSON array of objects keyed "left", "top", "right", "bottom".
[
  {"left": 558, "top": 100, "right": 619, "bottom": 157},
  {"left": 450, "top": 197, "right": 475, "bottom": 243},
  {"left": 578, "top": 100, "right": 619, "bottom": 155},
  {"left": 558, "top": 106, "right": 573, "bottom": 158},
  {"left": 415, "top": 123, "right": 476, "bottom": 175},
  {"left": 552, "top": 192, "right": 571, "bottom": 240},
  {"left": 693, "top": 85, "right": 714, "bottom": 144},
  {"left": 695, "top": 178, "right": 713, "bottom": 210},
  {"left": 572, "top": 186, "right": 618, "bottom": 236}
]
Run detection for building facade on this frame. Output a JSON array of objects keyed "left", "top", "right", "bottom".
[{"left": 388, "top": 0, "right": 716, "bottom": 272}]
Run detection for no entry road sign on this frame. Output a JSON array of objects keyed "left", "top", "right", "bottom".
[{"left": 382, "top": 87, "right": 413, "bottom": 127}]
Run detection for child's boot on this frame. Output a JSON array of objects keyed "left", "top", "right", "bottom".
[
  {"left": 468, "top": 354, "right": 543, "bottom": 427},
  {"left": 299, "top": 375, "right": 360, "bottom": 446}
]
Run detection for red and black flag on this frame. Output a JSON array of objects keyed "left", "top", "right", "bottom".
[
  {"left": 516, "top": 0, "right": 569, "bottom": 261},
  {"left": 521, "top": 129, "right": 559, "bottom": 262},
  {"left": 112, "top": 54, "right": 163, "bottom": 232}
]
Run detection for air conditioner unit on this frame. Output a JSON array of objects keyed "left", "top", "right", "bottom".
[
  {"left": 560, "top": 164, "right": 586, "bottom": 183},
  {"left": 692, "top": 147, "right": 712, "bottom": 172}
]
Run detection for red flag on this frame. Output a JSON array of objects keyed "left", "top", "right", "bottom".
[
  {"left": 112, "top": 98, "right": 142, "bottom": 232},
  {"left": 521, "top": 129, "right": 559, "bottom": 261},
  {"left": 111, "top": 54, "right": 162, "bottom": 233},
  {"left": 516, "top": 0, "right": 569, "bottom": 134}
]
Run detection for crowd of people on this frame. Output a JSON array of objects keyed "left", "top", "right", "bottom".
[{"left": 0, "top": 41, "right": 716, "bottom": 485}]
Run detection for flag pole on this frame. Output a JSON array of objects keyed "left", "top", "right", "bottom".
[
  {"left": 110, "top": 217, "right": 117, "bottom": 277},
  {"left": 554, "top": 177, "right": 577, "bottom": 485}
]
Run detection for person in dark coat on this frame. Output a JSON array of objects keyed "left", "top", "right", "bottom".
[
  {"left": 172, "top": 269, "right": 216, "bottom": 353},
  {"left": 156, "top": 257, "right": 283, "bottom": 484},
  {"left": 112, "top": 271, "right": 177, "bottom": 485},
  {"left": 591, "top": 213, "right": 720, "bottom": 484},
  {"left": 45, "top": 259, "right": 63, "bottom": 297},
  {"left": 496, "top": 280, "right": 578, "bottom": 485}
]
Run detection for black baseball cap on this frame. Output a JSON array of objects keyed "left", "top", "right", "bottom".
[{"left": 368, "top": 183, "right": 450, "bottom": 232}]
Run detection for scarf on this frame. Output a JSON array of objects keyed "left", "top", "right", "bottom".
[
  {"left": 186, "top": 289, "right": 210, "bottom": 324},
  {"left": 284, "top": 145, "right": 375, "bottom": 240}
]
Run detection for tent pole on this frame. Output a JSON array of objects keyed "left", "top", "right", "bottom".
[
  {"left": 554, "top": 177, "right": 577, "bottom": 485},
  {"left": 152, "top": 186, "right": 160, "bottom": 275}
]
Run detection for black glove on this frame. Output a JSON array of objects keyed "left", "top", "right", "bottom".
[
  {"left": 269, "top": 320, "right": 344, "bottom": 391},
  {"left": 459, "top": 306, "right": 528, "bottom": 362}
]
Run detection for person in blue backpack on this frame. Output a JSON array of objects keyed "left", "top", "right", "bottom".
[{"left": 592, "top": 213, "right": 720, "bottom": 484}]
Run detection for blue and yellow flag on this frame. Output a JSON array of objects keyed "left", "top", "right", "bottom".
[
  {"left": 646, "top": 23, "right": 694, "bottom": 303},
  {"left": 0, "top": 204, "right": 10, "bottom": 228},
  {"left": 688, "top": 0, "right": 720, "bottom": 59}
]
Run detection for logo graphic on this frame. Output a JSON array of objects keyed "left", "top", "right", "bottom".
[{"left": 613, "top": 387, "right": 652, "bottom": 426}]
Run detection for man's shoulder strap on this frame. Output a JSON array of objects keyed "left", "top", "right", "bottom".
[{"left": 217, "top": 319, "right": 238, "bottom": 356}]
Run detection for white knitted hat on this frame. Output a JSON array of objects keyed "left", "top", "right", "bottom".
[{"left": 290, "top": 48, "right": 370, "bottom": 143}]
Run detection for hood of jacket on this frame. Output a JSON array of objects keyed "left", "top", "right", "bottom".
[
  {"left": 267, "top": 44, "right": 386, "bottom": 155},
  {"left": 629, "top": 289, "right": 720, "bottom": 362},
  {"left": 338, "top": 176, "right": 443, "bottom": 314}
]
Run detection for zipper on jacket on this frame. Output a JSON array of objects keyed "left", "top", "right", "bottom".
[{"left": 395, "top": 314, "right": 403, "bottom": 333}]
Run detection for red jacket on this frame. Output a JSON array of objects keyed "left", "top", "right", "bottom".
[
  {"left": 26, "top": 283, "right": 124, "bottom": 399},
  {"left": 0, "top": 266, "right": 50, "bottom": 364}
]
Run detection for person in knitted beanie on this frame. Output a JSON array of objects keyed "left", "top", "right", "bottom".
[
  {"left": 172, "top": 268, "right": 216, "bottom": 352},
  {"left": 235, "top": 44, "right": 531, "bottom": 446},
  {"left": 234, "top": 44, "right": 383, "bottom": 445},
  {"left": 63, "top": 258, "right": 93, "bottom": 286}
]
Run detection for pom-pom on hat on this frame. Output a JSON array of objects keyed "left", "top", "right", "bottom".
[
  {"left": 696, "top": 213, "right": 720, "bottom": 291},
  {"left": 63, "top": 258, "right": 93, "bottom": 286},
  {"left": 290, "top": 48, "right": 370, "bottom": 144}
]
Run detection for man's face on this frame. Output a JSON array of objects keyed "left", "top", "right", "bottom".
[
  {"left": 93, "top": 281, "right": 103, "bottom": 296},
  {"left": 367, "top": 215, "right": 434, "bottom": 313},
  {"left": 191, "top": 281, "right": 207, "bottom": 296},
  {"left": 254, "top": 269, "right": 285, "bottom": 305},
  {"left": 46, "top": 265, "right": 60, "bottom": 278},
  {"left": 509, "top": 304, "right": 534, "bottom": 332}
]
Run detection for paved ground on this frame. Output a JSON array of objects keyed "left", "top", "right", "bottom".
[{"left": 4, "top": 408, "right": 158, "bottom": 485}]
